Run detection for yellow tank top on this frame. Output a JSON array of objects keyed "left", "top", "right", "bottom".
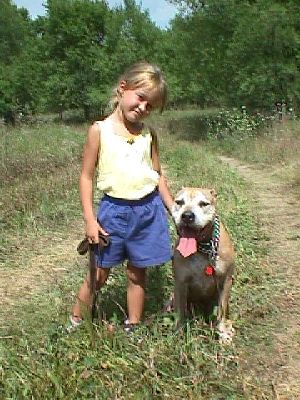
[{"left": 96, "top": 119, "right": 160, "bottom": 199}]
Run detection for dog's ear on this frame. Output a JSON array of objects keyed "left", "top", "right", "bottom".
[
  {"left": 210, "top": 189, "right": 217, "bottom": 199},
  {"left": 176, "top": 187, "right": 185, "bottom": 196}
]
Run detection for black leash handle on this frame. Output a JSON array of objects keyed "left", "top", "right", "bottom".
[
  {"left": 77, "top": 234, "right": 110, "bottom": 255},
  {"left": 76, "top": 234, "right": 110, "bottom": 320}
]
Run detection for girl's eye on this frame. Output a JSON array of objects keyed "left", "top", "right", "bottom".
[
  {"left": 199, "top": 201, "right": 209, "bottom": 207},
  {"left": 136, "top": 92, "right": 153, "bottom": 111},
  {"left": 175, "top": 199, "right": 185, "bottom": 206}
]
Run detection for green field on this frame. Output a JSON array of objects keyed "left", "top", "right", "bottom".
[{"left": 0, "top": 111, "right": 299, "bottom": 399}]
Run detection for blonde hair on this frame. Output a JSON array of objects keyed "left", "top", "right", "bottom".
[{"left": 110, "top": 61, "right": 167, "bottom": 113}]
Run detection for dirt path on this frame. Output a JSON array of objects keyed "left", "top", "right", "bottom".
[
  {"left": 2, "top": 155, "right": 300, "bottom": 398},
  {"left": 0, "top": 220, "right": 83, "bottom": 321},
  {"left": 220, "top": 156, "right": 300, "bottom": 400}
]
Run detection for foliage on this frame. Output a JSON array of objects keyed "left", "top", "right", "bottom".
[
  {"left": 226, "top": 0, "right": 300, "bottom": 110},
  {"left": 1, "top": 0, "right": 300, "bottom": 121},
  {"left": 0, "top": 0, "right": 29, "bottom": 64},
  {"left": 0, "top": 124, "right": 84, "bottom": 232},
  {"left": 161, "top": 108, "right": 274, "bottom": 141},
  {"left": 43, "top": 0, "right": 109, "bottom": 119},
  {"left": 166, "top": 0, "right": 300, "bottom": 110},
  {"left": 209, "top": 118, "right": 300, "bottom": 192},
  {"left": 1, "top": 113, "right": 279, "bottom": 398},
  {"left": 0, "top": 0, "right": 36, "bottom": 122},
  {"left": 205, "top": 109, "right": 275, "bottom": 139}
]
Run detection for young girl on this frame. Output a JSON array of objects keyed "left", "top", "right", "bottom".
[{"left": 68, "top": 61, "right": 174, "bottom": 332}]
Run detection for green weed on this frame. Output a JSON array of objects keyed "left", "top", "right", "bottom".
[
  {"left": 0, "top": 113, "right": 281, "bottom": 399},
  {"left": 208, "top": 118, "right": 300, "bottom": 193},
  {"left": 0, "top": 124, "right": 85, "bottom": 236}
]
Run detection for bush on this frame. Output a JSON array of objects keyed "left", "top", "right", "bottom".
[
  {"left": 206, "top": 109, "right": 275, "bottom": 140},
  {"left": 165, "top": 108, "right": 275, "bottom": 141}
]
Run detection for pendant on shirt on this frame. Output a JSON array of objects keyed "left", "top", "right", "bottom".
[{"left": 127, "top": 138, "right": 135, "bottom": 145}]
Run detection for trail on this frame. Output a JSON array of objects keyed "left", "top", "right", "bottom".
[
  {"left": 1, "top": 154, "right": 300, "bottom": 398},
  {"left": 220, "top": 156, "right": 300, "bottom": 400},
  {"left": 0, "top": 220, "right": 83, "bottom": 321}
]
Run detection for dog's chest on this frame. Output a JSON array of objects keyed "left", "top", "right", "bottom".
[{"left": 174, "top": 250, "right": 219, "bottom": 287}]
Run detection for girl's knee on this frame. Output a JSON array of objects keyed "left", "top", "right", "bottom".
[
  {"left": 86, "top": 268, "right": 110, "bottom": 289},
  {"left": 96, "top": 268, "right": 110, "bottom": 287},
  {"left": 126, "top": 264, "right": 146, "bottom": 285}
]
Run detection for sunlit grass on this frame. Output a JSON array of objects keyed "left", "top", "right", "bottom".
[
  {"left": 0, "top": 112, "right": 289, "bottom": 398},
  {"left": 209, "top": 119, "right": 300, "bottom": 192}
]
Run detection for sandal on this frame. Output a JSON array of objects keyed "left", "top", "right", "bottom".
[
  {"left": 66, "top": 316, "right": 83, "bottom": 333},
  {"left": 123, "top": 319, "right": 140, "bottom": 334}
]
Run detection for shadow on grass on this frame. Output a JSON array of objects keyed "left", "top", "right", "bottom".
[
  {"left": 167, "top": 114, "right": 210, "bottom": 142},
  {"left": 92, "top": 263, "right": 173, "bottom": 324}
]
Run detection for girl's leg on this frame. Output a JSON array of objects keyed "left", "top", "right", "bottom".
[
  {"left": 72, "top": 267, "right": 110, "bottom": 321},
  {"left": 126, "top": 263, "right": 146, "bottom": 324}
]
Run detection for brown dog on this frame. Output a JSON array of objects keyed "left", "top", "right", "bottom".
[{"left": 171, "top": 187, "right": 235, "bottom": 343}]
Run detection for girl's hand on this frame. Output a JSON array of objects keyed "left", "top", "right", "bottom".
[{"left": 85, "top": 219, "right": 108, "bottom": 244}]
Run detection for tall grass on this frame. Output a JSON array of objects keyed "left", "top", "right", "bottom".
[
  {"left": 0, "top": 113, "right": 282, "bottom": 399},
  {"left": 157, "top": 108, "right": 300, "bottom": 192},
  {"left": 0, "top": 124, "right": 85, "bottom": 260},
  {"left": 207, "top": 118, "right": 300, "bottom": 193}
]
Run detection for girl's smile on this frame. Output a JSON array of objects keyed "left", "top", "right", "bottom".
[{"left": 117, "top": 83, "right": 161, "bottom": 124}]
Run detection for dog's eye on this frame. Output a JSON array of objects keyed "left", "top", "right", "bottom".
[
  {"left": 199, "top": 201, "right": 210, "bottom": 207},
  {"left": 175, "top": 199, "right": 185, "bottom": 206}
]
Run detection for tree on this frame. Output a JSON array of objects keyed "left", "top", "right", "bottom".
[
  {"left": 226, "top": 1, "right": 300, "bottom": 110},
  {"left": 165, "top": 0, "right": 300, "bottom": 110},
  {"left": 42, "top": 0, "right": 109, "bottom": 119},
  {"left": 0, "top": 0, "right": 39, "bottom": 122},
  {"left": 0, "top": 0, "right": 29, "bottom": 63},
  {"left": 164, "top": 0, "right": 237, "bottom": 107},
  {"left": 105, "top": 0, "right": 163, "bottom": 76}
]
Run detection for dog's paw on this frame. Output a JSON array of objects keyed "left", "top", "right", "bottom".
[{"left": 217, "top": 320, "right": 235, "bottom": 345}]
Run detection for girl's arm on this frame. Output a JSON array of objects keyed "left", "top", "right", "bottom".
[
  {"left": 80, "top": 122, "right": 108, "bottom": 242},
  {"left": 150, "top": 129, "right": 174, "bottom": 214}
]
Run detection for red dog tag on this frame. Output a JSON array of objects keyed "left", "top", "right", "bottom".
[{"left": 204, "top": 265, "right": 215, "bottom": 276}]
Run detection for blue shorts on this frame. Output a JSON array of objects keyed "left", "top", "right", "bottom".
[{"left": 93, "top": 190, "right": 172, "bottom": 268}]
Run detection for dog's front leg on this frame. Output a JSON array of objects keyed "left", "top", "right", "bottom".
[
  {"left": 216, "top": 275, "right": 235, "bottom": 344},
  {"left": 217, "top": 275, "right": 233, "bottom": 322},
  {"left": 174, "top": 280, "right": 188, "bottom": 322}
]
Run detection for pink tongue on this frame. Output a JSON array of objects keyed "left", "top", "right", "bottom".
[{"left": 176, "top": 237, "right": 197, "bottom": 258}]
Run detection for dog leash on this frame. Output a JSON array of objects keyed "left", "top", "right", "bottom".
[
  {"left": 197, "top": 215, "right": 222, "bottom": 296},
  {"left": 77, "top": 234, "right": 110, "bottom": 320},
  {"left": 77, "top": 235, "right": 110, "bottom": 255},
  {"left": 197, "top": 215, "right": 220, "bottom": 265}
]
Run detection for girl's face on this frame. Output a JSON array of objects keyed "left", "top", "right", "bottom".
[{"left": 118, "top": 82, "right": 161, "bottom": 124}]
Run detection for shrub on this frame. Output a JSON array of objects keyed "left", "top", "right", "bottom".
[{"left": 206, "top": 109, "right": 275, "bottom": 140}]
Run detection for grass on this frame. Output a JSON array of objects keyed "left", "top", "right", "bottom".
[
  {"left": 208, "top": 118, "right": 300, "bottom": 195},
  {"left": 0, "top": 124, "right": 85, "bottom": 263},
  {"left": 216, "top": 119, "right": 299, "bottom": 165},
  {"left": 0, "top": 111, "right": 288, "bottom": 399}
]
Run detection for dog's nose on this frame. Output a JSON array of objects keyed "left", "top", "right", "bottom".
[{"left": 181, "top": 211, "right": 195, "bottom": 223}]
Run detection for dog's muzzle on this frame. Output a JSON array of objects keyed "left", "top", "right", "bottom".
[{"left": 181, "top": 210, "right": 195, "bottom": 224}]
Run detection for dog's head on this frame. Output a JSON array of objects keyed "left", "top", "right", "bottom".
[{"left": 172, "top": 187, "right": 217, "bottom": 230}]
